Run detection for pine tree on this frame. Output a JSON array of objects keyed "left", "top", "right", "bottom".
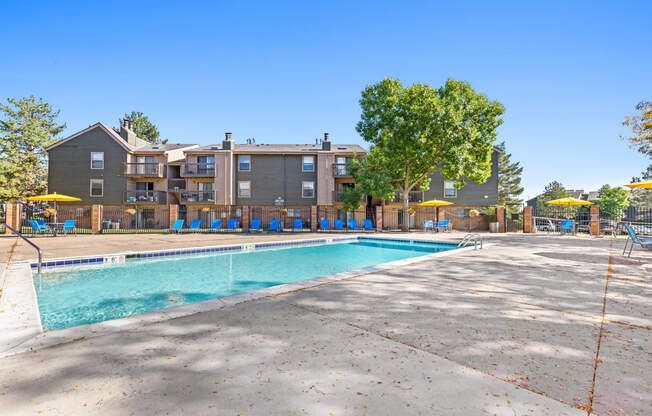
[
  {"left": 118, "top": 111, "right": 162, "bottom": 143},
  {"left": 496, "top": 141, "right": 524, "bottom": 206},
  {"left": 0, "top": 96, "right": 66, "bottom": 201}
]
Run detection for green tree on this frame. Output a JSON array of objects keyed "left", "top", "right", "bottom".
[
  {"left": 629, "top": 166, "right": 652, "bottom": 209},
  {"left": 348, "top": 147, "right": 396, "bottom": 207},
  {"left": 340, "top": 186, "right": 364, "bottom": 212},
  {"left": 535, "top": 181, "right": 571, "bottom": 216},
  {"left": 119, "top": 111, "right": 161, "bottom": 143},
  {"left": 0, "top": 96, "right": 66, "bottom": 201},
  {"left": 596, "top": 184, "right": 630, "bottom": 220},
  {"left": 496, "top": 141, "right": 524, "bottom": 206},
  {"left": 356, "top": 78, "right": 504, "bottom": 231},
  {"left": 621, "top": 100, "right": 652, "bottom": 157}
]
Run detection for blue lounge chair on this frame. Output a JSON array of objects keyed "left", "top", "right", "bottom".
[
  {"left": 62, "top": 220, "right": 76, "bottom": 235},
  {"left": 348, "top": 219, "right": 360, "bottom": 230},
  {"left": 36, "top": 219, "right": 47, "bottom": 228},
  {"left": 250, "top": 219, "right": 261, "bottom": 231},
  {"left": 320, "top": 219, "right": 330, "bottom": 230},
  {"left": 422, "top": 220, "right": 435, "bottom": 232},
  {"left": 437, "top": 220, "right": 450, "bottom": 232},
  {"left": 188, "top": 219, "right": 201, "bottom": 232},
  {"left": 560, "top": 220, "right": 574, "bottom": 234},
  {"left": 170, "top": 219, "right": 184, "bottom": 232},
  {"left": 29, "top": 219, "right": 48, "bottom": 234},
  {"left": 334, "top": 219, "right": 344, "bottom": 230},
  {"left": 211, "top": 219, "right": 222, "bottom": 230},
  {"left": 293, "top": 219, "right": 303, "bottom": 231},
  {"left": 623, "top": 224, "right": 652, "bottom": 257},
  {"left": 269, "top": 219, "right": 280, "bottom": 231},
  {"left": 363, "top": 219, "right": 374, "bottom": 231},
  {"left": 227, "top": 219, "right": 239, "bottom": 230}
]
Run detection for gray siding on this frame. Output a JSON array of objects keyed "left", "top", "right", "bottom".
[
  {"left": 422, "top": 150, "right": 499, "bottom": 206},
  {"left": 235, "top": 154, "right": 317, "bottom": 205},
  {"left": 48, "top": 127, "right": 128, "bottom": 204}
]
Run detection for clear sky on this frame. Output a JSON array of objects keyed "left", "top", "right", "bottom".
[{"left": 1, "top": 1, "right": 650, "bottom": 199}]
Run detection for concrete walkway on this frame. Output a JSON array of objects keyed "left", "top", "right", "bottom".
[{"left": 0, "top": 233, "right": 649, "bottom": 415}]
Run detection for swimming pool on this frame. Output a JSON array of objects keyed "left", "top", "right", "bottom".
[{"left": 34, "top": 237, "right": 457, "bottom": 330}]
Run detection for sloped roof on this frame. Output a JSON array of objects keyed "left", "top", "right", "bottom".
[
  {"left": 46, "top": 123, "right": 136, "bottom": 152},
  {"left": 185, "top": 143, "right": 366, "bottom": 154}
]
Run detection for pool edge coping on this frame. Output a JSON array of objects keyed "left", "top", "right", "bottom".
[{"left": 1, "top": 235, "right": 483, "bottom": 358}]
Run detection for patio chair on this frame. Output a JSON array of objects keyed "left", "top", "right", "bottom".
[
  {"left": 334, "top": 219, "right": 344, "bottom": 230},
  {"left": 188, "top": 219, "right": 201, "bottom": 232},
  {"left": 170, "top": 219, "right": 184, "bottom": 233},
  {"left": 210, "top": 219, "right": 222, "bottom": 231},
  {"left": 320, "top": 219, "right": 330, "bottom": 230},
  {"left": 560, "top": 220, "right": 574, "bottom": 234},
  {"left": 62, "top": 220, "right": 76, "bottom": 235},
  {"left": 437, "top": 220, "right": 450, "bottom": 232},
  {"left": 348, "top": 219, "right": 361, "bottom": 230},
  {"left": 227, "top": 219, "right": 239, "bottom": 230},
  {"left": 293, "top": 219, "right": 303, "bottom": 231},
  {"left": 422, "top": 220, "right": 435, "bottom": 232},
  {"left": 363, "top": 219, "right": 375, "bottom": 231},
  {"left": 269, "top": 219, "right": 280, "bottom": 231},
  {"left": 29, "top": 219, "right": 48, "bottom": 234},
  {"left": 622, "top": 224, "right": 652, "bottom": 257},
  {"left": 250, "top": 219, "right": 261, "bottom": 231}
]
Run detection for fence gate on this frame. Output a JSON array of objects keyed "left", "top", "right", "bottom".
[{"left": 504, "top": 205, "right": 523, "bottom": 232}]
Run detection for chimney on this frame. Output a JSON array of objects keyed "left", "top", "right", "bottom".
[
  {"left": 222, "top": 132, "right": 233, "bottom": 150},
  {"left": 119, "top": 119, "right": 138, "bottom": 146},
  {"left": 321, "top": 132, "right": 331, "bottom": 151}
]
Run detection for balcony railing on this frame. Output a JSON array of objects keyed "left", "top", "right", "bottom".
[
  {"left": 181, "top": 163, "right": 216, "bottom": 177},
  {"left": 124, "top": 163, "right": 165, "bottom": 178},
  {"left": 124, "top": 190, "right": 167, "bottom": 204},
  {"left": 168, "top": 179, "right": 187, "bottom": 191},
  {"left": 388, "top": 191, "right": 425, "bottom": 203},
  {"left": 332, "top": 163, "right": 351, "bottom": 177},
  {"left": 180, "top": 191, "right": 215, "bottom": 204}
]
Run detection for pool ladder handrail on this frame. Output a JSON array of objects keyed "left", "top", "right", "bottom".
[
  {"left": 4, "top": 223, "right": 42, "bottom": 277},
  {"left": 457, "top": 233, "right": 483, "bottom": 250}
]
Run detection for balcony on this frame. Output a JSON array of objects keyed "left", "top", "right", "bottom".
[
  {"left": 123, "top": 190, "right": 167, "bottom": 204},
  {"left": 124, "top": 163, "right": 165, "bottom": 178},
  {"left": 332, "top": 163, "right": 351, "bottom": 177},
  {"left": 388, "top": 191, "right": 425, "bottom": 204},
  {"left": 181, "top": 163, "right": 216, "bottom": 177},
  {"left": 168, "top": 179, "right": 187, "bottom": 191},
  {"left": 180, "top": 191, "right": 215, "bottom": 204}
]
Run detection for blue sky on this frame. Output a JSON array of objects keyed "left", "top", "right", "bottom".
[{"left": 1, "top": 1, "right": 650, "bottom": 199}]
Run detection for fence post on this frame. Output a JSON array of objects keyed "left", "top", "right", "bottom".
[
  {"left": 91, "top": 204, "right": 103, "bottom": 234},
  {"left": 311, "top": 205, "right": 318, "bottom": 232},
  {"left": 242, "top": 206, "right": 249, "bottom": 232},
  {"left": 169, "top": 204, "right": 179, "bottom": 228},
  {"left": 376, "top": 205, "right": 383, "bottom": 232},
  {"left": 523, "top": 206, "right": 533, "bottom": 233},
  {"left": 590, "top": 205, "right": 600, "bottom": 237},
  {"left": 5, "top": 203, "right": 22, "bottom": 235},
  {"left": 496, "top": 206, "right": 506, "bottom": 233}
]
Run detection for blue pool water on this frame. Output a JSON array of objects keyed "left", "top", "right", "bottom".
[{"left": 34, "top": 239, "right": 455, "bottom": 330}]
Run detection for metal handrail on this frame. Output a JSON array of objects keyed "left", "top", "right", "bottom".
[
  {"left": 3, "top": 223, "right": 42, "bottom": 276},
  {"left": 457, "top": 233, "right": 483, "bottom": 250}
]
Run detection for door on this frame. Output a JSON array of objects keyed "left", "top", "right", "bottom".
[
  {"left": 136, "top": 156, "right": 155, "bottom": 175},
  {"left": 135, "top": 182, "right": 154, "bottom": 201},
  {"left": 197, "top": 182, "right": 213, "bottom": 202}
]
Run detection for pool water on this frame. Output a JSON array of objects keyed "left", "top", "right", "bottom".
[{"left": 35, "top": 239, "right": 455, "bottom": 330}]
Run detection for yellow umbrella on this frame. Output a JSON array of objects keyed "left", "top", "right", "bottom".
[
  {"left": 624, "top": 179, "right": 652, "bottom": 189},
  {"left": 418, "top": 199, "right": 453, "bottom": 207},
  {"left": 26, "top": 193, "right": 81, "bottom": 224},
  {"left": 545, "top": 197, "right": 593, "bottom": 206}
]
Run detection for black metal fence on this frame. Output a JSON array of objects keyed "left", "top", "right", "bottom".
[
  {"left": 317, "top": 206, "right": 372, "bottom": 230},
  {"left": 184, "top": 206, "right": 243, "bottom": 231},
  {"left": 19, "top": 204, "right": 92, "bottom": 235},
  {"left": 101, "top": 205, "right": 170, "bottom": 233}
]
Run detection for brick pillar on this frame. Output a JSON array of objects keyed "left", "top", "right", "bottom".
[
  {"left": 376, "top": 205, "right": 383, "bottom": 232},
  {"left": 496, "top": 206, "right": 506, "bottom": 233},
  {"left": 523, "top": 206, "right": 533, "bottom": 233},
  {"left": 169, "top": 204, "right": 179, "bottom": 228},
  {"left": 5, "top": 203, "right": 22, "bottom": 235},
  {"left": 91, "top": 204, "right": 103, "bottom": 234},
  {"left": 242, "top": 206, "right": 249, "bottom": 232},
  {"left": 590, "top": 205, "right": 600, "bottom": 237},
  {"left": 311, "top": 205, "right": 318, "bottom": 232}
]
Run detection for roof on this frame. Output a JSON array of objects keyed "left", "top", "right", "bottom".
[
  {"left": 46, "top": 123, "right": 136, "bottom": 152},
  {"left": 132, "top": 143, "right": 197, "bottom": 153},
  {"left": 186, "top": 143, "right": 366, "bottom": 154}
]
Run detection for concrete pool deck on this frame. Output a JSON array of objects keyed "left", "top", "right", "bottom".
[{"left": 0, "top": 233, "right": 650, "bottom": 415}]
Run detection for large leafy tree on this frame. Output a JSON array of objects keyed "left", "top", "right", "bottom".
[
  {"left": 119, "top": 111, "right": 161, "bottom": 143},
  {"left": 496, "top": 141, "right": 524, "bottom": 206},
  {"left": 348, "top": 147, "right": 396, "bottom": 207},
  {"left": 621, "top": 100, "right": 652, "bottom": 157},
  {"left": 0, "top": 96, "right": 66, "bottom": 201},
  {"left": 356, "top": 78, "right": 504, "bottom": 230},
  {"left": 597, "top": 184, "right": 630, "bottom": 220},
  {"left": 535, "top": 181, "right": 571, "bottom": 216}
]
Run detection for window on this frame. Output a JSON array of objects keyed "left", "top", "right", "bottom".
[
  {"left": 91, "top": 152, "right": 104, "bottom": 169},
  {"left": 197, "top": 156, "right": 215, "bottom": 174},
  {"left": 90, "top": 179, "right": 103, "bottom": 197},
  {"left": 238, "top": 181, "right": 251, "bottom": 198},
  {"left": 302, "top": 156, "right": 315, "bottom": 172},
  {"left": 444, "top": 180, "right": 457, "bottom": 198},
  {"left": 302, "top": 181, "right": 315, "bottom": 198},
  {"left": 238, "top": 155, "right": 251, "bottom": 171}
]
